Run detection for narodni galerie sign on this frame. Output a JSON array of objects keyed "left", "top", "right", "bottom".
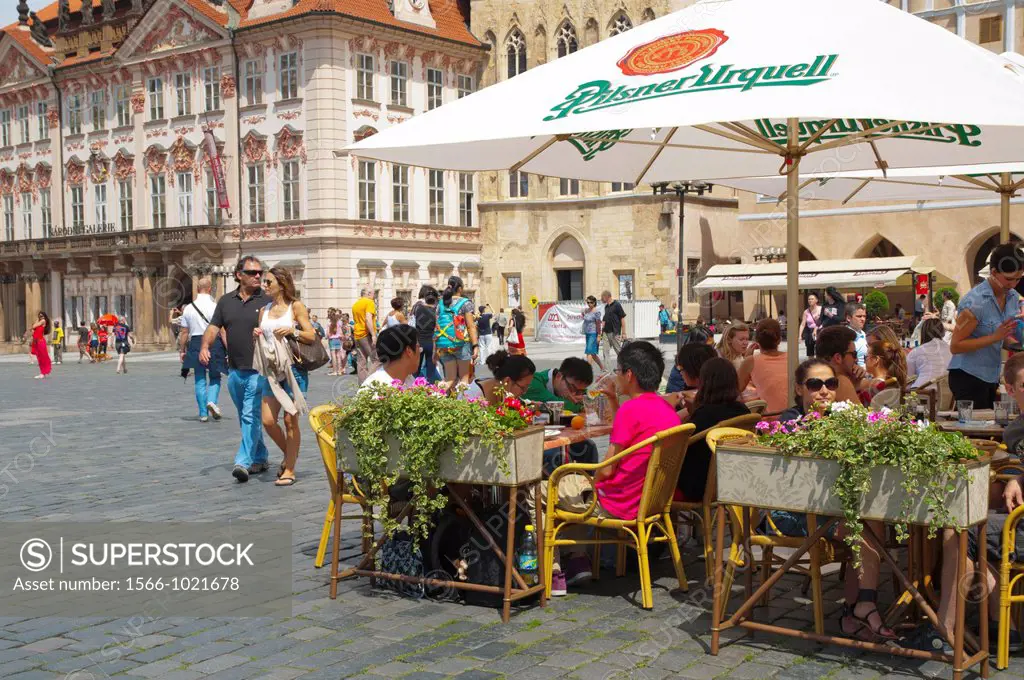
[{"left": 545, "top": 28, "right": 983, "bottom": 152}]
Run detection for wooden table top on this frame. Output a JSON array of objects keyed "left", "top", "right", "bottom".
[
  {"left": 935, "top": 419, "right": 1005, "bottom": 439},
  {"left": 543, "top": 423, "right": 613, "bottom": 450}
]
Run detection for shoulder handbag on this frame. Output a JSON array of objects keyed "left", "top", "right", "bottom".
[{"left": 287, "top": 333, "right": 330, "bottom": 371}]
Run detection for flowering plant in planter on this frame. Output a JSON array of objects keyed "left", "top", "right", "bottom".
[
  {"left": 755, "top": 400, "right": 979, "bottom": 563},
  {"left": 334, "top": 378, "right": 537, "bottom": 542}
]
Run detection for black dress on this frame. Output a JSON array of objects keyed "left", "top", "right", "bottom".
[{"left": 677, "top": 401, "right": 751, "bottom": 501}]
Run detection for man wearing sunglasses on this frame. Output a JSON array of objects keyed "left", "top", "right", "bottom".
[
  {"left": 814, "top": 325, "right": 868, "bottom": 405},
  {"left": 201, "top": 255, "right": 270, "bottom": 483}
]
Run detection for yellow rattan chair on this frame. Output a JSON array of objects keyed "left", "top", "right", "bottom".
[
  {"left": 994, "top": 462, "right": 1024, "bottom": 669},
  {"left": 709, "top": 427, "right": 847, "bottom": 634},
  {"left": 308, "top": 404, "right": 373, "bottom": 568},
  {"left": 542, "top": 423, "right": 696, "bottom": 609},
  {"left": 672, "top": 413, "right": 762, "bottom": 583}
]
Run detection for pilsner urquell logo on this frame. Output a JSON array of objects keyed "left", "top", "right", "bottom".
[{"left": 616, "top": 28, "right": 728, "bottom": 76}]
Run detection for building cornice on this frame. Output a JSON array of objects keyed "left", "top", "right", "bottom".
[{"left": 478, "top": 192, "right": 738, "bottom": 211}]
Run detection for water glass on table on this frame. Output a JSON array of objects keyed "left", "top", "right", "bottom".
[
  {"left": 956, "top": 400, "right": 974, "bottom": 424},
  {"left": 995, "top": 401, "right": 1012, "bottom": 426}
]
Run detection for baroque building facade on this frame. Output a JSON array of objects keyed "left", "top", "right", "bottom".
[{"left": 0, "top": 0, "right": 485, "bottom": 351}]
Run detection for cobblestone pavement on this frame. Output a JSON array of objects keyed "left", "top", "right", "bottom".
[{"left": 0, "top": 359, "right": 1002, "bottom": 680}]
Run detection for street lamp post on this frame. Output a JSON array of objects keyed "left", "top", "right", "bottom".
[{"left": 652, "top": 181, "right": 712, "bottom": 353}]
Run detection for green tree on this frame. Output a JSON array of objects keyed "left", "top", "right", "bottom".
[{"left": 863, "top": 290, "right": 890, "bottom": 320}]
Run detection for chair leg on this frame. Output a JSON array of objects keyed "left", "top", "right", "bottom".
[
  {"left": 702, "top": 504, "right": 715, "bottom": 585},
  {"left": 722, "top": 556, "right": 737, "bottom": 605},
  {"left": 999, "top": 570, "right": 1012, "bottom": 670},
  {"left": 592, "top": 528, "right": 601, "bottom": 581},
  {"left": 760, "top": 546, "right": 774, "bottom": 607},
  {"left": 314, "top": 498, "right": 335, "bottom": 569},
  {"left": 636, "top": 524, "right": 653, "bottom": 609},
  {"left": 662, "top": 514, "right": 688, "bottom": 592},
  {"left": 616, "top": 541, "right": 627, "bottom": 578},
  {"left": 543, "top": 523, "right": 557, "bottom": 599}
]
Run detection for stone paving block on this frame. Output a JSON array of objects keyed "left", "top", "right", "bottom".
[
  {"left": 575, "top": 635, "right": 629, "bottom": 654},
  {"left": 726, "top": 661, "right": 784, "bottom": 679},
  {"left": 514, "top": 666, "right": 572, "bottom": 680},
  {"left": 773, "top": 660, "right": 842, "bottom": 680},
  {"left": 251, "top": 669, "right": 318, "bottom": 680},
  {"left": 4, "top": 672, "right": 63, "bottom": 680},
  {"left": 398, "top": 673, "right": 447, "bottom": 680},
  {"left": 128, "top": 658, "right": 186, "bottom": 678},
  {"left": 540, "top": 650, "right": 594, "bottom": 669},
  {"left": 425, "top": 656, "right": 485, "bottom": 675},
  {"left": 463, "top": 641, "right": 517, "bottom": 660},
  {"left": 22, "top": 636, "right": 73, "bottom": 653},
  {"left": 173, "top": 640, "right": 246, "bottom": 666},
  {"left": 286, "top": 626, "right": 335, "bottom": 641},
  {"left": 677, "top": 663, "right": 728, "bottom": 680},
  {"left": 452, "top": 671, "right": 503, "bottom": 680},
  {"left": 487, "top": 652, "right": 547, "bottom": 674},
  {"left": 188, "top": 653, "right": 250, "bottom": 674},
  {"left": 146, "top": 671, "right": 205, "bottom": 680}
]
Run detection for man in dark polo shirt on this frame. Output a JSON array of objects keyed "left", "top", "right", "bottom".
[{"left": 200, "top": 255, "right": 268, "bottom": 483}]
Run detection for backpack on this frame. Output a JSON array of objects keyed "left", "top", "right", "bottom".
[
  {"left": 460, "top": 505, "right": 535, "bottom": 608},
  {"left": 377, "top": 529, "right": 425, "bottom": 599},
  {"left": 435, "top": 297, "right": 469, "bottom": 350}
]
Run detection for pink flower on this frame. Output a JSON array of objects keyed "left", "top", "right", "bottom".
[
  {"left": 755, "top": 421, "right": 771, "bottom": 432},
  {"left": 391, "top": 379, "right": 404, "bottom": 388},
  {"left": 413, "top": 377, "right": 428, "bottom": 387}
]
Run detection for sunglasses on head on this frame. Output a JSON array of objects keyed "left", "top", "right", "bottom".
[
  {"left": 803, "top": 377, "right": 840, "bottom": 391},
  {"left": 241, "top": 269, "right": 263, "bottom": 277}
]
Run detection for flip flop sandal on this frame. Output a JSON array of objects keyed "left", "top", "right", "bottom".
[
  {"left": 275, "top": 476, "right": 296, "bottom": 487},
  {"left": 277, "top": 461, "right": 286, "bottom": 478},
  {"left": 847, "top": 605, "right": 899, "bottom": 641}
]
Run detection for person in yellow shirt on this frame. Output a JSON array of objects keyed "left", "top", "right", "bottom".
[
  {"left": 352, "top": 288, "right": 379, "bottom": 382},
  {"left": 51, "top": 320, "right": 65, "bottom": 365}
]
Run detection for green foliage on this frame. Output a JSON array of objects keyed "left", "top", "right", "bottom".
[
  {"left": 757, "top": 400, "right": 978, "bottom": 565},
  {"left": 933, "top": 287, "right": 960, "bottom": 311},
  {"left": 862, "top": 290, "right": 889, "bottom": 320},
  {"left": 334, "top": 381, "right": 529, "bottom": 544}
]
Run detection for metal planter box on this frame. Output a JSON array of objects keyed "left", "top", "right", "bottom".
[
  {"left": 337, "top": 426, "right": 545, "bottom": 486},
  {"left": 715, "top": 439, "right": 990, "bottom": 527}
]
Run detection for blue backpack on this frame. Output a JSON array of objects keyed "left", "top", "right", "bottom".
[{"left": 435, "top": 297, "right": 469, "bottom": 350}]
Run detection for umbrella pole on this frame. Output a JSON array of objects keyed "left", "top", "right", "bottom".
[
  {"left": 786, "top": 119, "right": 801, "bottom": 408},
  {"left": 1001, "top": 172, "right": 1012, "bottom": 244}
]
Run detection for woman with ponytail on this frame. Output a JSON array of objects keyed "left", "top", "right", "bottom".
[
  {"left": 463, "top": 350, "right": 536, "bottom": 403},
  {"left": 433, "top": 275, "right": 478, "bottom": 384},
  {"left": 862, "top": 340, "right": 908, "bottom": 407}
]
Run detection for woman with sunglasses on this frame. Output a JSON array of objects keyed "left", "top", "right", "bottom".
[
  {"left": 949, "top": 242, "right": 1024, "bottom": 409},
  {"left": 771, "top": 359, "right": 898, "bottom": 642}
]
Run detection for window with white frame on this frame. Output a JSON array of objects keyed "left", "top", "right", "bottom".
[
  {"left": 506, "top": 29, "right": 527, "bottom": 79},
  {"left": 358, "top": 160, "right": 375, "bottom": 220},
  {"left": 90, "top": 90, "right": 105, "bottom": 129},
  {"left": 556, "top": 22, "right": 579, "bottom": 57},
  {"left": 458, "top": 172, "right": 473, "bottom": 227},
  {"left": 428, "top": 169, "right": 444, "bottom": 225},
  {"left": 244, "top": 59, "right": 264, "bottom": 106},
  {"left": 20, "top": 192, "right": 31, "bottom": 239},
  {"left": 118, "top": 179, "right": 132, "bottom": 231},
  {"left": 457, "top": 75, "right": 473, "bottom": 99},
  {"left": 177, "top": 172, "right": 192, "bottom": 226},
  {"left": 150, "top": 175, "right": 166, "bottom": 228},
  {"left": 115, "top": 85, "right": 131, "bottom": 127},
  {"left": 37, "top": 102, "right": 47, "bottom": 140},
  {"left": 16, "top": 105, "right": 29, "bottom": 143},
  {"left": 610, "top": 181, "right": 635, "bottom": 193},
  {"left": 247, "top": 164, "right": 265, "bottom": 223},
  {"left": 205, "top": 168, "right": 220, "bottom": 225},
  {"left": 94, "top": 183, "right": 107, "bottom": 227},
  {"left": 3, "top": 195, "right": 13, "bottom": 240},
  {"left": 175, "top": 73, "right": 191, "bottom": 116},
  {"left": 356, "top": 54, "right": 375, "bottom": 100},
  {"left": 390, "top": 61, "right": 408, "bottom": 106},
  {"left": 40, "top": 190, "right": 50, "bottom": 236},
  {"left": 392, "top": 164, "right": 409, "bottom": 222},
  {"left": 609, "top": 13, "right": 633, "bottom": 35},
  {"left": 68, "top": 295, "right": 83, "bottom": 328},
  {"left": 279, "top": 52, "right": 298, "bottom": 99},
  {"left": 559, "top": 177, "right": 579, "bottom": 196},
  {"left": 70, "top": 186, "right": 84, "bottom": 228},
  {"left": 67, "top": 95, "right": 82, "bottom": 135},
  {"left": 203, "top": 67, "right": 221, "bottom": 111},
  {"left": 282, "top": 160, "right": 300, "bottom": 220},
  {"left": 427, "top": 68, "right": 443, "bottom": 110},
  {"left": 509, "top": 170, "right": 528, "bottom": 198},
  {"left": 147, "top": 78, "right": 164, "bottom": 119},
  {"left": 1, "top": 109, "right": 11, "bottom": 145}
]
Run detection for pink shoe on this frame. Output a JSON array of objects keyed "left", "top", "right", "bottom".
[{"left": 550, "top": 570, "right": 567, "bottom": 597}]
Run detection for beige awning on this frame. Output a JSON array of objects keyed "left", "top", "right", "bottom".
[{"left": 695, "top": 256, "right": 935, "bottom": 292}]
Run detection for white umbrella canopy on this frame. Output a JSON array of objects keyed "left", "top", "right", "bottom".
[{"left": 348, "top": 0, "right": 1024, "bottom": 399}]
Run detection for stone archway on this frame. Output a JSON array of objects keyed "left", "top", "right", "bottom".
[
  {"left": 550, "top": 233, "right": 585, "bottom": 301},
  {"left": 855, "top": 235, "right": 905, "bottom": 259},
  {"left": 969, "top": 229, "right": 1024, "bottom": 288}
]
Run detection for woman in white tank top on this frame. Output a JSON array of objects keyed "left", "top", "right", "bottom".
[
  {"left": 256, "top": 267, "right": 317, "bottom": 486},
  {"left": 384, "top": 296, "right": 407, "bottom": 328}
]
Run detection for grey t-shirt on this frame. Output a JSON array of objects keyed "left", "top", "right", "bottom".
[{"left": 1005, "top": 415, "right": 1024, "bottom": 455}]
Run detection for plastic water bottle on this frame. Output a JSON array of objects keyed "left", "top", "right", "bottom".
[{"left": 518, "top": 525, "right": 539, "bottom": 586}]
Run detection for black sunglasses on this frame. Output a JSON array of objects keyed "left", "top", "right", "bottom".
[
  {"left": 241, "top": 269, "right": 263, "bottom": 276},
  {"left": 803, "top": 377, "right": 840, "bottom": 391}
]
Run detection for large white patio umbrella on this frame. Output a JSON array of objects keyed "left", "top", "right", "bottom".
[{"left": 347, "top": 0, "right": 1024, "bottom": 399}]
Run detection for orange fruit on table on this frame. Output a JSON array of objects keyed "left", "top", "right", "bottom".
[{"left": 571, "top": 415, "right": 585, "bottom": 430}]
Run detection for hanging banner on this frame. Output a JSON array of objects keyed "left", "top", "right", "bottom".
[
  {"left": 915, "top": 274, "right": 929, "bottom": 296},
  {"left": 536, "top": 302, "right": 586, "bottom": 343},
  {"left": 204, "top": 129, "right": 229, "bottom": 209}
]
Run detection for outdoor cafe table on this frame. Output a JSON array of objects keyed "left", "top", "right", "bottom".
[
  {"left": 709, "top": 442, "right": 992, "bottom": 680},
  {"left": 936, "top": 410, "right": 1005, "bottom": 441}
]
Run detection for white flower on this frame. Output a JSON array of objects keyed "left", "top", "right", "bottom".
[
  {"left": 914, "top": 419, "right": 930, "bottom": 431},
  {"left": 830, "top": 400, "right": 854, "bottom": 412},
  {"left": 879, "top": 407, "right": 894, "bottom": 417}
]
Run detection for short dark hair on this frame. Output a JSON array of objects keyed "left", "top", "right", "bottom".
[
  {"left": 942, "top": 289, "right": 954, "bottom": 300},
  {"left": 844, "top": 302, "right": 866, "bottom": 320},
  {"left": 233, "top": 254, "right": 263, "bottom": 282},
  {"left": 390, "top": 297, "right": 404, "bottom": 311},
  {"left": 1004, "top": 352, "right": 1024, "bottom": 385},
  {"left": 694, "top": 357, "right": 740, "bottom": 409},
  {"left": 486, "top": 350, "right": 536, "bottom": 382},
  {"left": 919, "top": 318, "right": 945, "bottom": 345},
  {"left": 795, "top": 358, "right": 835, "bottom": 385},
  {"left": 675, "top": 342, "right": 716, "bottom": 380},
  {"left": 754, "top": 318, "right": 782, "bottom": 351},
  {"left": 815, "top": 325, "right": 856, "bottom": 361},
  {"left": 375, "top": 324, "right": 418, "bottom": 363},
  {"left": 991, "top": 243, "right": 1024, "bottom": 274},
  {"left": 617, "top": 341, "right": 664, "bottom": 391},
  {"left": 687, "top": 327, "right": 713, "bottom": 346},
  {"left": 558, "top": 357, "right": 593, "bottom": 386}
]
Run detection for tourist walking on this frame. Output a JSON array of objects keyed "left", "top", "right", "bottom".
[
  {"left": 51, "top": 320, "right": 64, "bottom": 365},
  {"left": 201, "top": 255, "right": 270, "bottom": 484},
  {"left": 113, "top": 316, "right": 135, "bottom": 375},
  {"left": 352, "top": 287, "right": 379, "bottom": 383},
  {"left": 310, "top": 314, "right": 326, "bottom": 338},
  {"left": 508, "top": 306, "right": 527, "bottom": 356},
  {"left": 940, "top": 289, "right": 957, "bottom": 343},
  {"left": 949, "top": 243, "right": 1024, "bottom": 409},
  {"left": 384, "top": 297, "right": 407, "bottom": 328},
  {"left": 179, "top": 277, "right": 226, "bottom": 422},
  {"left": 797, "top": 292, "right": 821, "bottom": 358},
  {"left": 495, "top": 308, "right": 508, "bottom": 346},
  {"left": 476, "top": 304, "right": 495, "bottom": 365},
  {"left": 77, "top": 323, "right": 90, "bottom": 363},
  {"left": 582, "top": 295, "right": 604, "bottom": 371},
  {"left": 600, "top": 290, "right": 627, "bottom": 364},
  {"left": 819, "top": 287, "right": 845, "bottom": 329},
  {"left": 326, "top": 310, "right": 347, "bottom": 376},
  {"left": 255, "top": 266, "right": 315, "bottom": 487},
  {"left": 27, "top": 311, "right": 51, "bottom": 379},
  {"left": 412, "top": 286, "right": 441, "bottom": 383},
  {"left": 435, "top": 275, "right": 478, "bottom": 384}
]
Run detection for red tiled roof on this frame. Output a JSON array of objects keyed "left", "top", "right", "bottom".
[{"left": 2, "top": 25, "right": 53, "bottom": 65}]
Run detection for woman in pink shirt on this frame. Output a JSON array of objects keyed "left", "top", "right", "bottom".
[{"left": 737, "top": 319, "right": 789, "bottom": 414}]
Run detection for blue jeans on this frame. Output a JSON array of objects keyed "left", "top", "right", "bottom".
[
  {"left": 227, "top": 369, "right": 269, "bottom": 469},
  {"left": 194, "top": 369, "right": 222, "bottom": 417},
  {"left": 418, "top": 340, "right": 441, "bottom": 383},
  {"left": 544, "top": 439, "right": 598, "bottom": 476}
]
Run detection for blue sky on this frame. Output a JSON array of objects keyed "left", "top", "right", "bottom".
[{"left": 0, "top": 1, "right": 43, "bottom": 30}]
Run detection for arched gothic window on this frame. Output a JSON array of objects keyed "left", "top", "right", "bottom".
[
  {"left": 556, "top": 22, "right": 579, "bottom": 57},
  {"left": 506, "top": 29, "right": 527, "bottom": 79},
  {"left": 609, "top": 13, "right": 633, "bottom": 35},
  {"left": 641, "top": 8, "right": 655, "bottom": 23}
]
